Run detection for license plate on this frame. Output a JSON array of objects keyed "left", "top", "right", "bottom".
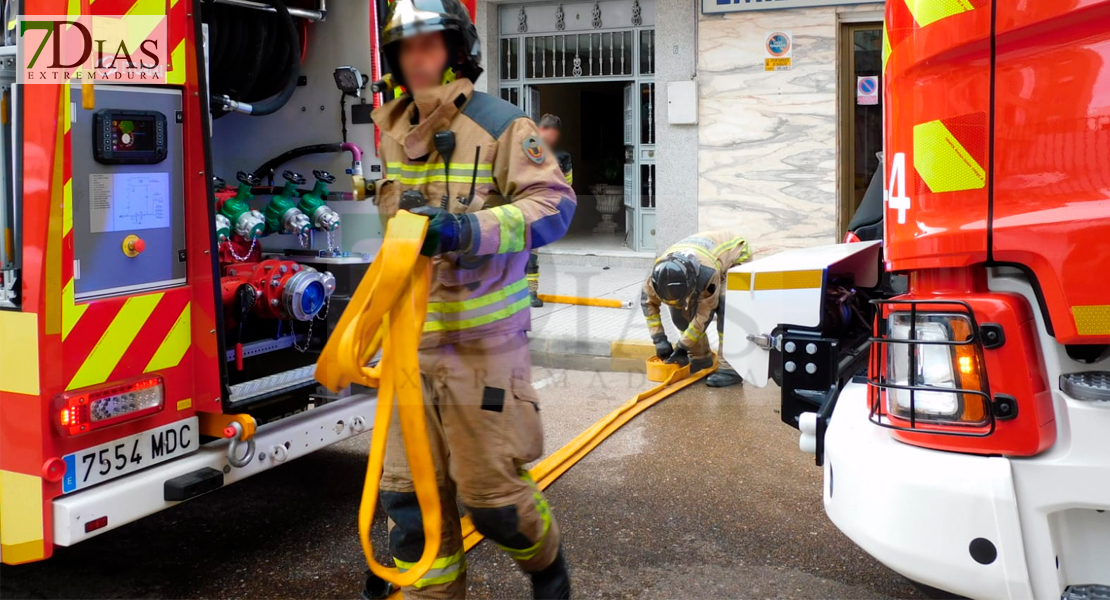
[{"left": 62, "top": 418, "right": 199, "bottom": 493}]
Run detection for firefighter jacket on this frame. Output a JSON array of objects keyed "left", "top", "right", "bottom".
[
  {"left": 372, "top": 79, "right": 577, "bottom": 348},
  {"left": 641, "top": 231, "right": 751, "bottom": 349}
]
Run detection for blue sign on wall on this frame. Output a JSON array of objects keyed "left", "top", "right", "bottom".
[{"left": 704, "top": 0, "right": 879, "bottom": 16}]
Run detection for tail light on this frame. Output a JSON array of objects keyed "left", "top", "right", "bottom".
[
  {"left": 868, "top": 301, "right": 995, "bottom": 435},
  {"left": 58, "top": 376, "right": 165, "bottom": 436}
]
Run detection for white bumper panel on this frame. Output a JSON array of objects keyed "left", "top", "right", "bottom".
[
  {"left": 1009, "top": 396, "right": 1110, "bottom": 597},
  {"left": 53, "top": 393, "right": 377, "bottom": 547},
  {"left": 823, "top": 383, "right": 1035, "bottom": 599},
  {"left": 722, "top": 241, "right": 880, "bottom": 387}
]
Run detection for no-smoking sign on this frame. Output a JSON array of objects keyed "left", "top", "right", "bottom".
[{"left": 857, "top": 76, "right": 879, "bottom": 105}]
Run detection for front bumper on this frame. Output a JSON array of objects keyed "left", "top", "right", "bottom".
[{"left": 823, "top": 383, "right": 1034, "bottom": 599}]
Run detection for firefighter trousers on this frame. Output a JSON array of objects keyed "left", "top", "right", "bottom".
[
  {"left": 380, "top": 331, "right": 560, "bottom": 599},
  {"left": 669, "top": 300, "right": 734, "bottom": 372}
]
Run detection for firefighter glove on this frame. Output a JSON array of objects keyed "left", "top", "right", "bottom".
[
  {"left": 665, "top": 345, "right": 689, "bottom": 366},
  {"left": 652, "top": 333, "right": 673, "bottom": 360},
  {"left": 407, "top": 205, "right": 472, "bottom": 256}
]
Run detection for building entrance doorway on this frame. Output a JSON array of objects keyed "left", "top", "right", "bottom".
[
  {"left": 533, "top": 81, "right": 626, "bottom": 249},
  {"left": 498, "top": 0, "right": 656, "bottom": 253},
  {"left": 839, "top": 23, "right": 884, "bottom": 237}
]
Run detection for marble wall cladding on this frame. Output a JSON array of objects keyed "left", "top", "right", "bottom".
[{"left": 698, "top": 6, "right": 860, "bottom": 255}]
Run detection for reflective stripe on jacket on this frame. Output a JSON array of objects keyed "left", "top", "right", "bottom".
[{"left": 372, "top": 79, "right": 577, "bottom": 348}]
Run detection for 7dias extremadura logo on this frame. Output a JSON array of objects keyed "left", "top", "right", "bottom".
[{"left": 17, "top": 16, "right": 167, "bottom": 84}]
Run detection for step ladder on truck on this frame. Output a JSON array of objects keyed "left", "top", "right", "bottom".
[
  {"left": 0, "top": 0, "right": 429, "bottom": 564},
  {"left": 722, "top": 2, "right": 1110, "bottom": 599}
]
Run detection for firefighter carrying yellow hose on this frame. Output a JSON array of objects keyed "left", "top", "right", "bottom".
[
  {"left": 642, "top": 231, "right": 751, "bottom": 388},
  {"left": 368, "top": 0, "right": 576, "bottom": 597}
]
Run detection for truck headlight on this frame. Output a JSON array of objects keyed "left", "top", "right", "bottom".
[{"left": 885, "top": 312, "right": 988, "bottom": 425}]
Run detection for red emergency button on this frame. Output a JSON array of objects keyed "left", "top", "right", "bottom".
[{"left": 122, "top": 234, "right": 145, "bottom": 257}]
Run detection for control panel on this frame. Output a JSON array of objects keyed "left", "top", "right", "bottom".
[
  {"left": 71, "top": 85, "right": 185, "bottom": 300},
  {"left": 93, "top": 109, "right": 168, "bottom": 164}
]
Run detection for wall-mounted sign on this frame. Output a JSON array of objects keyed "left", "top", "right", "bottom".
[
  {"left": 704, "top": 0, "right": 877, "bottom": 16},
  {"left": 857, "top": 76, "right": 879, "bottom": 105},
  {"left": 764, "top": 31, "right": 792, "bottom": 71}
]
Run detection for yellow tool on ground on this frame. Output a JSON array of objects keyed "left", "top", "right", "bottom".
[
  {"left": 314, "top": 212, "right": 442, "bottom": 589},
  {"left": 537, "top": 294, "right": 630, "bottom": 309}
]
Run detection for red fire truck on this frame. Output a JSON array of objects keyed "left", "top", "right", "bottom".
[
  {"left": 724, "top": 1, "right": 1110, "bottom": 598},
  {"left": 0, "top": 0, "right": 449, "bottom": 564}
]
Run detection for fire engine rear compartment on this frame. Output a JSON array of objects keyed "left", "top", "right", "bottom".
[
  {"left": 0, "top": 1, "right": 389, "bottom": 560},
  {"left": 200, "top": 1, "right": 383, "bottom": 417}
]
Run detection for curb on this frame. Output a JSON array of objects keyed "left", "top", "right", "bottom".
[
  {"left": 609, "top": 339, "right": 654, "bottom": 360},
  {"left": 528, "top": 336, "right": 654, "bottom": 359}
]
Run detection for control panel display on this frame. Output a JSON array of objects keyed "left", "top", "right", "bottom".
[
  {"left": 93, "top": 109, "right": 168, "bottom": 164},
  {"left": 88, "top": 172, "right": 171, "bottom": 233}
]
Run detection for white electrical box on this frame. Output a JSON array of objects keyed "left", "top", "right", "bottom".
[{"left": 666, "top": 81, "right": 698, "bottom": 125}]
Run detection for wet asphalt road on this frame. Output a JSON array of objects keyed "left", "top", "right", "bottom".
[{"left": 0, "top": 368, "right": 926, "bottom": 600}]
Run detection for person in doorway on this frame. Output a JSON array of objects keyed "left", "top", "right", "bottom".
[
  {"left": 526, "top": 113, "right": 574, "bottom": 307},
  {"left": 367, "top": 0, "right": 576, "bottom": 597},
  {"left": 641, "top": 231, "right": 751, "bottom": 388}
]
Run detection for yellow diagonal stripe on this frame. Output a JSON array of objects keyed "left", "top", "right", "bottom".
[
  {"left": 62, "top": 84, "right": 71, "bottom": 135},
  {"left": 913, "top": 120, "right": 986, "bottom": 193},
  {"left": 904, "top": 0, "right": 976, "bottom": 28},
  {"left": 63, "top": 179, "right": 72, "bottom": 236},
  {"left": 0, "top": 470, "right": 45, "bottom": 564},
  {"left": 167, "top": 39, "right": 186, "bottom": 85},
  {"left": 67, "top": 293, "right": 163, "bottom": 391},
  {"left": 882, "top": 24, "right": 891, "bottom": 73},
  {"left": 62, "top": 279, "right": 88, "bottom": 341},
  {"left": 145, "top": 302, "right": 191, "bottom": 373},
  {"left": 126, "top": 0, "right": 167, "bottom": 14}
]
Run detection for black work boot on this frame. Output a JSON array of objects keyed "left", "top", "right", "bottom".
[
  {"left": 706, "top": 367, "right": 744, "bottom": 388},
  {"left": 361, "top": 571, "right": 394, "bottom": 600},
  {"left": 530, "top": 547, "right": 571, "bottom": 599},
  {"left": 531, "top": 290, "right": 544, "bottom": 308}
]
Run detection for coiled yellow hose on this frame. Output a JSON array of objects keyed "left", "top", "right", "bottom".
[{"left": 315, "top": 212, "right": 442, "bottom": 589}]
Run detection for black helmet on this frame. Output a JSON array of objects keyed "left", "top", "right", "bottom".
[
  {"left": 651, "top": 253, "right": 699, "bottom": 308},
  {"left": 381, "top": 0, "right": 483, "bottom": 88}
]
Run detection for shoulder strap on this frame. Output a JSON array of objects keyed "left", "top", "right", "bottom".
[{"left": 463, "top": 92, "right": 526, "bottom": 139}]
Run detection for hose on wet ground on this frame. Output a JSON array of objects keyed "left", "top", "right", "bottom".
[{"left": 316, "top": 211, "right": 713, "bottom": 594}]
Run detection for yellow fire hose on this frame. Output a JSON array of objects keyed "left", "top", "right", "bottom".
[
  {"left": 376, "top": 360, "right": 712, "bottom": 598},
  {"left": 537, "top": 294, "right": 630, "bottom": 309},
  {"left": 316, "top": 211, "right": 713, "bottom": 593},
  {"left": 454, "top": 358, "right": 712, "bottom": 553},
  {"left": 315, "top": 212, "right": 443, "bottom": 589}
]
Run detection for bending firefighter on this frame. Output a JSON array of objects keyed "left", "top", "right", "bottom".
[
  {"left": 642, "top": 231, "right": 751, "bottom": 388},
  {"left": 526, "top": 114, "right": 573, "bottom": 308},
  {"left": 369, "top": 0, "right": 576, "bottom": 597}
]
